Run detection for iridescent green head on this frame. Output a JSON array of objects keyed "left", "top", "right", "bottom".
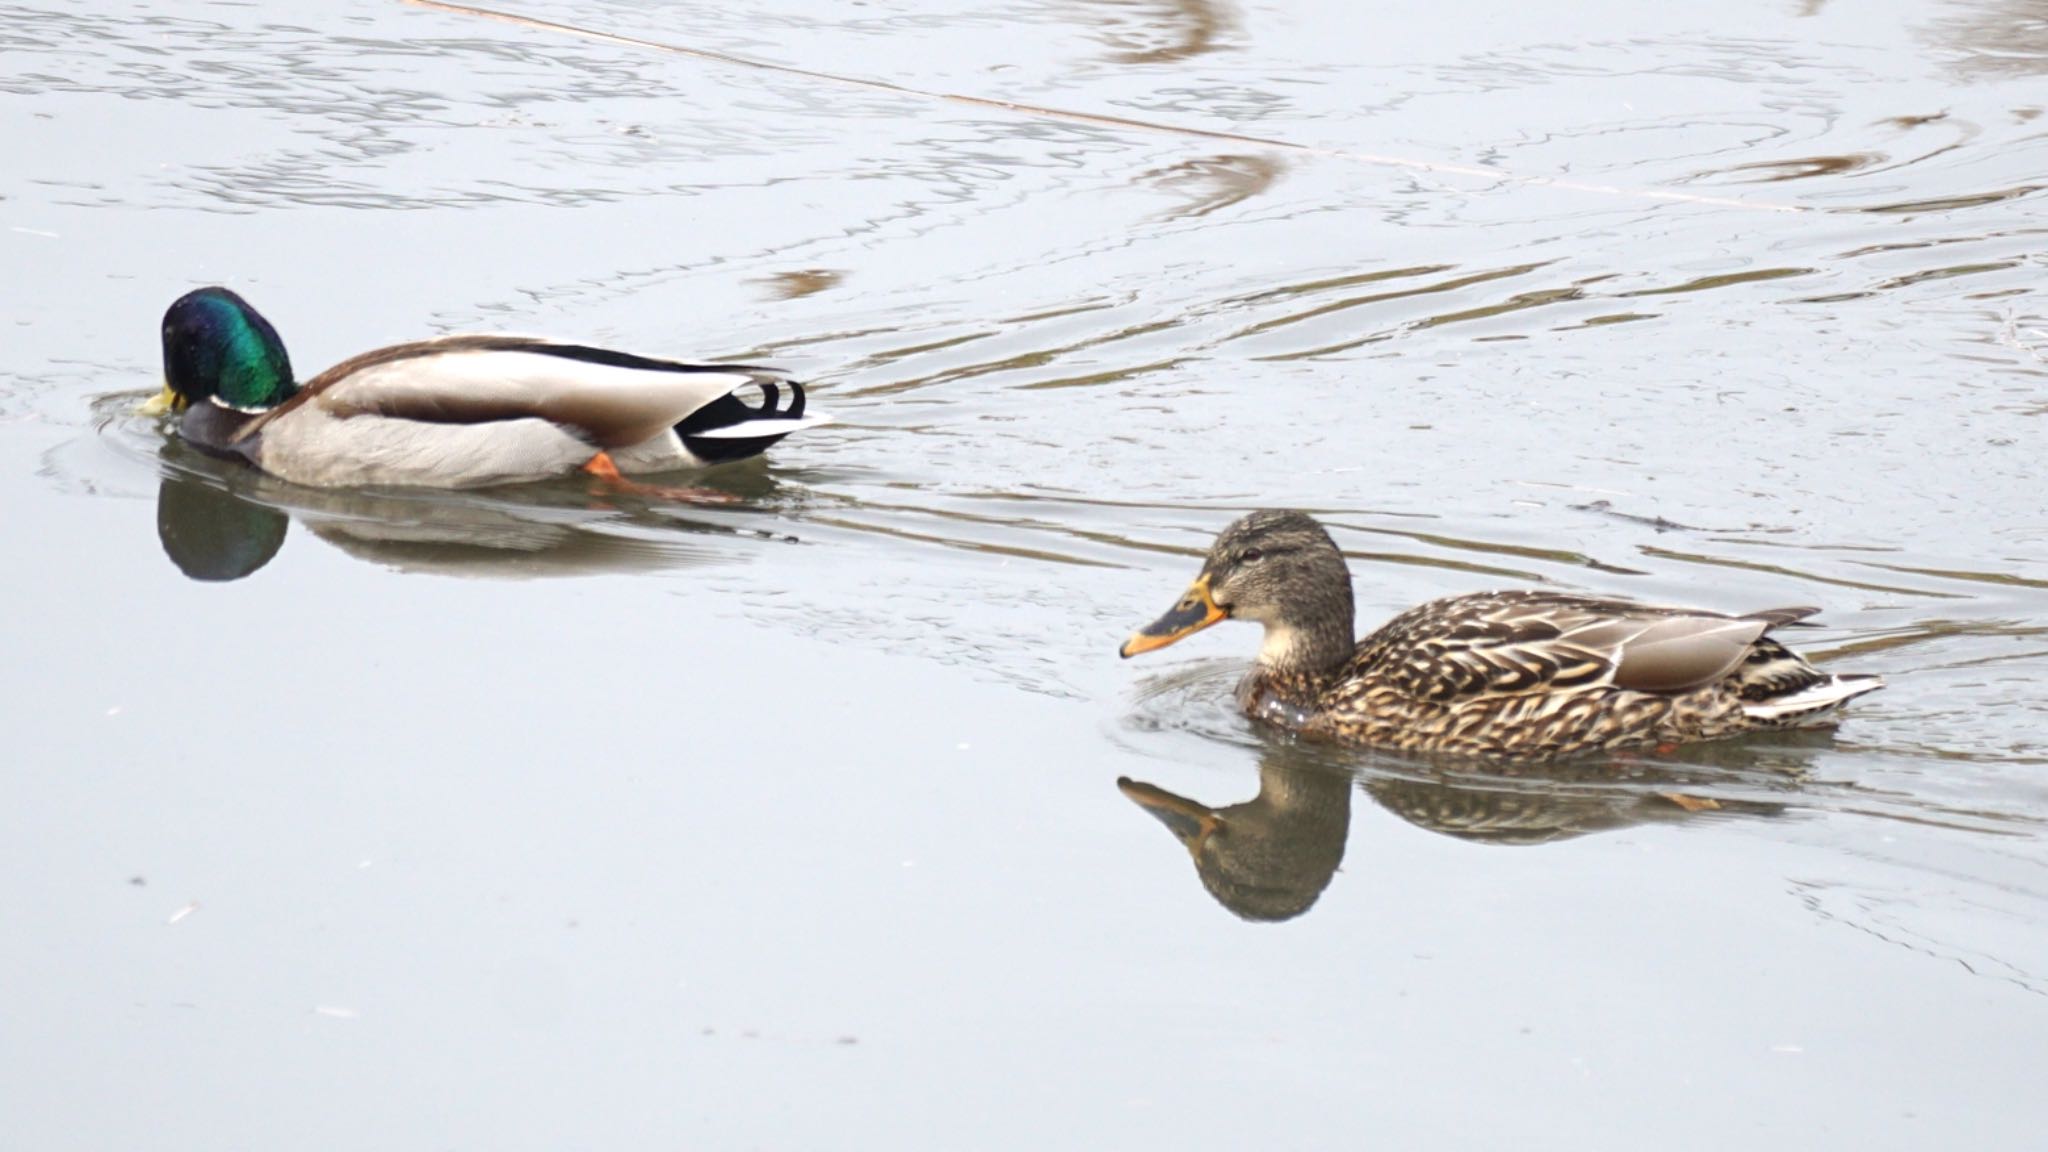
[{"left": 158, "top": 287, "right": 296, "bottom": 412}]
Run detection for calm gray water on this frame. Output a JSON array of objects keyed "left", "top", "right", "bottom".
[{"left": 5, "top": 0, "right": 2047, "bottom": 1147}]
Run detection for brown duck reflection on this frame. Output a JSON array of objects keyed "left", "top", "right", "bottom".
[
  {"left": 1357, "top": 740, "right": 1808, "bottom": 847},
  {"left": 1086, "top": 0, "right": 1233, "bottom": 64},
  {"left": 1120, "top": 744, "right": 1353, "bottom": 922},
  {"left": 151, "top": 439, "right": 777, "bottom": 582},
  {"left": 1121, "top": 736, "right": 1816, "bottom": 921}
]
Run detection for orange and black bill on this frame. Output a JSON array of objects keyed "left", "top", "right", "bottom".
[{"left": 1119, "top": 573, "right": 1226, "bottom": 658}]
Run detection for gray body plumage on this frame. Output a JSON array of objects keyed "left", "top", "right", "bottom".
[{"left": 201, "top": 336, "right": 826, "bottom": 488}]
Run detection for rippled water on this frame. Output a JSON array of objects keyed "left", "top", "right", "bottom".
[{"left": 5, "top": 0, "right": 2047, "bottom": 1146}]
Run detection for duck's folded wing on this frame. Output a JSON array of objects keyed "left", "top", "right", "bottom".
[
  {"left": 1384, "top": 593, "right": 1788, "bottom": 702},
  {"left": 1574, "top": 614, "right": 1770, "bottom": 692},
  {"left": 288, "top": 338, "right": 775, "bottom": 449}
]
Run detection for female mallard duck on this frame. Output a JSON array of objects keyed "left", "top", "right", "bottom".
[
  {"left": 145, "top": 286, "right": 828, "bottom": 488},
  {"left": 1119, "top": 510, "right": 1884, "bottom": 758}
]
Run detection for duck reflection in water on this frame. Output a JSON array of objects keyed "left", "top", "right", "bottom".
[
  {"left": 156, "top": 468, "right": 291, "bottom": 582},
  {"left": 1120, "top": 734, "right": 1823, "bottom": 921},
  {"left": 151, "top": 437, "right": 785, "bottom": 582},
  {"left": 1120, "top": 743, "right": 1355, "bottom": 923}
]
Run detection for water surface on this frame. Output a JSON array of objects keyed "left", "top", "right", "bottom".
[{"left": 4, "top": 0, "right": 2047, "bottom": 1147}]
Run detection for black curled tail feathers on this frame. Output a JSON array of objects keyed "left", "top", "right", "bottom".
[
  {"left": 751, "top": 379, "right": 806, "bottom": 420},
  {"left": 674, "top": 372, "right": 806, "bottom": 438},
  {"left": 675, "top": 372, "right": 812, "bottom": 464},
  {"left": 747, "top": 379, "right": 806, "bottom": 419}
]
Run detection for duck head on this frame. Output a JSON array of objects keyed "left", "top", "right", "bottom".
[
  {"left": 1120, "top": 510, "right": 1356, "bottom": 673},
  {"left": 147, "top": 287, "right": 295, "bottom": 415}
]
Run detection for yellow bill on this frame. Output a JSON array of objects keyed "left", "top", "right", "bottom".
[
  {"left": 138, "top": 383, "right": 185, "bottom": 416},
  {"left": 1119, "top": 573, "right": 1226, "bottom": 658}
]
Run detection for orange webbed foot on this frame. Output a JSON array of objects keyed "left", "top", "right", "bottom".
[
  {"left": 1659, "top": 792, "right": 1722, "bottom": 813},
  {"left": 582, "top": 451, "right": 740, "bottom": 506}
]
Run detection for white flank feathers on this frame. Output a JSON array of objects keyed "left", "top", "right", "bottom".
[
  {"left": 248, "top": 346, "right": 822, "bottom": 487},
  {"left": 256, "top": 405, "right": 594, "bottom": 488}
]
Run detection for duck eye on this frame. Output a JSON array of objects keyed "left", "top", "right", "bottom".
[{"left": 1240, "top": 548, "right": 1264, "bottom": 563}]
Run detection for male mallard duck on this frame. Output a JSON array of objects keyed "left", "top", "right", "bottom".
[
  {"left": 1119, "top": 510, "right": 1885, "bottom": 757},
  {"left": 145, "top": 286, "right": 828, "bottom": 488}
]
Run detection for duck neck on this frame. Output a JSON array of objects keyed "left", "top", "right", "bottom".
[
  {"left": 1256, "top": 754, "right": 1355, "bottom": 819},
  {"left": 179, "top": 401, "right": 263, "bottom": 457},
  {"left": 1254, "top": 611, "right": 1355, "bottom": 686}
]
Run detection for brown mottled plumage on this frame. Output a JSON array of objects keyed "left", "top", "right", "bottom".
[{"left": 1120, "top": 510, "right": 1885, "bottom": 758}]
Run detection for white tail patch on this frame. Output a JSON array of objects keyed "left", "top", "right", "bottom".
[
  {"left": 687, "top": 412, "right": 834, "bottom": 439},
  {"left": 1741, "top": 674, "right": 1886, "bottom": 722}
]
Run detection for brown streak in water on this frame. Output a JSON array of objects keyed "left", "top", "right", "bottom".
[
  {"left": 1870, "top": 262, "right": 2023, "bottom": 291},
  {"left": 1224, "top": 265, "right": 1456, "bottom": 308},
  {"left": 1347, "top": 550, "right": 1548, "bottom": 583},
  {"left": 806, "top": 513, "right": 1128, "bottom": 569},
  {"left": 1410, "top": 286, "right": 1586, "bottom": 331},
  {"left": 1619, "top": 267, "right": 1815, "bottom": 298},
  {"left": 1140, "top": 153, "right": 1285, "bottom": 221},
  {"left": 397, "top": 0, "right": 1804, "bottom": 212},
  {"left": 1226, "top": 261, "right": 1553, "bottom": 342},
  {"left": 1252, "top": 335, "right": 1381, "bottom": 359},
  {"left": 946, "top": 490, "right": 1437, "bottom": 519},
  {"left": 756, "top": 269, "right": 844, "bottom": 300},
  {"left": 1558, "top": 312, "right": 1660, "bottom": 329},
  {"left": 1698, "top": 537, "right": 1896, "bottom": 555},
  {"left": 1229, "top": 285, "right": 1579, "bottom": 359},
  {"left": 1844, "top": 742, "right": 2048, "bottom": 769},
  {"left": 809, "top": 498, "right": 1535, "bottom": 579},
  {"left": 1343, "top": 523, "right": 1649, "bottom": 576},
  {"left": 1252, "top": 274, "right": 1597, "bottom": 360},
  {"left": 1839, "top": 226, "right": 2048, "bottom": 259},
  {"left": 1090, "top": 0, "right": 1233, "bottom": 65},
  {"left": 1921, "top": 648, "right": 2048, "bottom": 673},
  {"left": 1830, "top": 804, "right": 2042, "bottom": 835},
  {"left": 1637, "top": 546, "right": 1971, "bottom": 598},
  {"left": 845, "top": 317, "right": 1187, "bottom": 398},
  {"left": 1707, "top": 153, "right": 1885, "bottom": 183},
  {"left": 1804, "top": 620, "right": 2048, "bottom": 662},
  {"left": 817, "top": 496, "right": 1208, "bottom": 568},
  {"left": 1001, "top": 298, "right": 1128, "bottom": 325},
  {"left": 835, "top": 331, "right": 1002, "bottom": 376},
  {"left": 1853, "top": 185, "right": 2045, "bottom": 215},
  {"left": 710, "top": 321, "right": 919, "bottom": 361},
  {"left": 1852, "top": 562, "right": 2048, "bottom": 591},
  {"left": 1016, "top": 358, "right": 1191, "bottom": 391}
]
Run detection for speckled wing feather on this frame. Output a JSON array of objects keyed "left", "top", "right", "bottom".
[{"left": 1349, "top": 591, "right": 1800, "bottom": 705}]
